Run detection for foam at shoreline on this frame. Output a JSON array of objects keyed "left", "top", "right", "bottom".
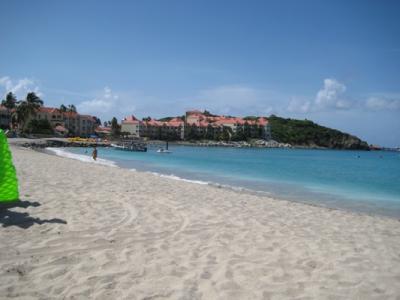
[
  {"left": 51, "top": 146, "right": 400, "bottom": 218},
  {"left": 146, "top": 172, "right": 210, "bottom": 185},
  {"left": 145, "top": 171, "right": 275, "bottom": 198},
  {"left": 46, "top": 147, "right": 117, "bottom": 167}
]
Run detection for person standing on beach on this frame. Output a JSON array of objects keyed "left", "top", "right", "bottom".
[{"left": 92, "top": 146, "right": 98, "bottom": 161}]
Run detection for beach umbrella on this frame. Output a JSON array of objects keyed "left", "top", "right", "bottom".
[{"left": 0, "top": 129, "right": 19, "bottom": 202}]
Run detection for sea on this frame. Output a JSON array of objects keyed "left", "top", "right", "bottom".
[{"left": 48, "top": 145, "right": 400, "bottom": 218}]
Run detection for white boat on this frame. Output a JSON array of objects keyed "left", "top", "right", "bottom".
[
  {"left": 157, "top": 148, "right": 172, "bottom": 154},
  {"left": 157, "top": 141, "right": 172, "bottom": 153},
  {"left": 111, "top": 141, "right": 147, "bottom": 152}
]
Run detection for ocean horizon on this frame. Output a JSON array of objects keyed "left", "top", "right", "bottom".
[{"left": 49, "top": 145, "right": 400, "bottom": 218}]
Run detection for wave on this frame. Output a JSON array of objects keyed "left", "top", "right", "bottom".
[
  {"left": 46, "top": 147, "right": 117, "bottom": 167},
  {"left": 146, "top": 171, "right": 209, "bottom": 185},
  {"left": 144, "top": 171, "right": 273, "bottom": 198}
]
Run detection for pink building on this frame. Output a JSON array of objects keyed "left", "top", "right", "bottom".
[
  {"left": 185, "top": 110, "right": 271, "bottom": 140},
  {"left": 121, "top": 116, "right": 184, "bottom": 140},
  {"left": 121, "top": 110, "right": 270, "bottom": 140}
]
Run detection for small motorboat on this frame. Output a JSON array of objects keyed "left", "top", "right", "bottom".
[
  {"left": 157, "top": 148, "right": 172, "bottom": 153},
  {"left": 111, "top": 141, "right": 147, "bottom": 152},
  {"left": 157, "top": 141, "right": 172, "bottom": 153}
]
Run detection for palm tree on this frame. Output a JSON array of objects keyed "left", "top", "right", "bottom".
[
  {"left": 67, "top": 104, "right": 76, "bottom": 113},
  {"left": 26, "top": 92, "right": 43, "bottom": 107},
  {"left": 13, "top": 92, "right": 43, "bottom": 132},
  {"left": 1, "top": 92, "right": 17, "bottom": 109},
  {"left": 1, "top": 92, "right": 17, "bottom": 128},
  {"left": 59, "top": 104, "right": 67, "bottom": 112}
]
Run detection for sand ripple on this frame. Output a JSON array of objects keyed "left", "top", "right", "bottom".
[{"left": 1, "top": 147, "right": 400, "bottom": 299}]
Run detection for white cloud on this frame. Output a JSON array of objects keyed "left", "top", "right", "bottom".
[
  {"left": 77, "top": 99, "right": 114, "bottom": 113},
  {"left": 77, "top": 87, "right": 139, "bottom": 121},
  {"left": 287, "top": 78, "right": 351, "bottom": 113},
  {"left": 287, "top": 97, "right": 312, "bottom": 113},
  {"left": 190, "top": 85, "right": 281, "bottom": 116},
  {"left": 365, "top": 97, "right": 400, "bottom": 110},
  {"left": 77, "top": 87, "right": 120, "bottom": 115},
  {"left": 0, "top": 76, "right": 43, "bottom": 98},
  {"left": 315, "top": 78, "right": 348, "bottom": 109}
]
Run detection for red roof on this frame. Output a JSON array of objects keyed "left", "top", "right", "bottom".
[
  {"left": 257, "top": 117, "right": 269, "bottom": 126},
  {"left": 39, "top": 107, "right": 60, "bottom": 113},
  {"left": 95, "top": 126, "right": 111, "bottom": 133},
  {"left": 214, "top": 118, "right": 241, "bottom": 125},
  {"left": 143, "top": 119, "right": 162, "bottom": 126},
  {"left": 164, "top": 117, "right": 184, "bottom": 127},
  {"left": 38, "top": 107, "right": 96, "bottom": 120}
]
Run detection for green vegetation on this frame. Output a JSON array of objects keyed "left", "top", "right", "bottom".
[
  {"left": 158, "top": 117, "right": 173, "bottom": 122},
  {"left": 59, "top": 104, "right": 77, "bottom": 113},
  {"left": 26, "top": 119, "right": 53, "bottom": 134},
  {"left": 268, "top": 115, "right": 369, "bottom": 150},
  {"left": 12, "top": 92, "right": 43, "bottom": 132},
  {"left": 110, "top": 117, "right": 121, "bottom": 137},
  {"left": 243, "top": 116, "right": 258, "bottom": 121},
  {"left": 1, "top": 92, "right": 17, "bottom": 109},
  {"left": 203, "top": 110, "right": 217, "bottom": 117}
]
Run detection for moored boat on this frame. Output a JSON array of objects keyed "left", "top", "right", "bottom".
[{"left": 111, "top": 141, "right": 147, "bottom": 152}]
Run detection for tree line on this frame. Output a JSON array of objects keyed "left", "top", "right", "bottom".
[
  {"left": 1, "top": 91, "right": 44, "bottom": 132},
  {"left": 268, "top": 115, "right": 369, "bottom": 149}
]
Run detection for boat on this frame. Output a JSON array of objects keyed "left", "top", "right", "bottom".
[
  {"left": 157, "top": 141, "right": 172, "bottom": 154},
  {"left": 111, "top": 141, "right": 147, "bottom": 152},
  {"left": 157, "top": 148, "right": 172, "bottom": 153}
]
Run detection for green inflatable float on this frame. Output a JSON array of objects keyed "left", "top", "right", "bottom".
[{"left": 0, "top": 129, "right": 19, "bottom": 202}]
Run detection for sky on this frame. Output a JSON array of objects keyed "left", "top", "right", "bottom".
[{"left": 0, "top": 0, "right": 399, "bottom": 147}]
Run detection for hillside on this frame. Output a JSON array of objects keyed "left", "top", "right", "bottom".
[{"left": 268, "top": 115, "right": 369, "bottom": 150}]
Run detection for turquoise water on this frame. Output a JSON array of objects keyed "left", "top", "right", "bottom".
[{"left": 65, "top": 145, "right": 400, "bottom": 218}]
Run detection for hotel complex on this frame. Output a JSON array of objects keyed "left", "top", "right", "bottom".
[
  {"left": 34, "top": 107, "right": 97, "bottom": 136},
  {"left": 121, "top": 110, "right": 271, "bottom": 141},
  {"left": 1, "top": 103, "right": 271, "bottom": 141}
]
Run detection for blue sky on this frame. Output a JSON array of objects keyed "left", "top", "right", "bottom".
[{"left": 0, "top": 0, "right": 399, "bottom": 146}]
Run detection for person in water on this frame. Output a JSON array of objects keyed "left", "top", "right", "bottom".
[{"left": 92, "top": 146, "right": 98, "bottom": 160}]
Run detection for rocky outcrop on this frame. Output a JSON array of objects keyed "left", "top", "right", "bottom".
[{"left": 269, "top": 115, "right": 370, "bottom": 150}]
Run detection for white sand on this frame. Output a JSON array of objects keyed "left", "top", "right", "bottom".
[{"left": 1, "top": 147, "right": 400, "bottom": 299}]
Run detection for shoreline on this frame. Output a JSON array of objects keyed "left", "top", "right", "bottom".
[
  {"left": 2, "top": 146, "right": 400, "bottom": 299},
  {"left": 7, "top": 136, "right": 381, "bottom": 151},
  {"left": 46, "top": 146, "right": 400, "bottom": 220}
]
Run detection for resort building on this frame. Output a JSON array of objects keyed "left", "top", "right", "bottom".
[
  {"left": 120, "top": 110, "right": 271, "bottom": 141},
  {"left": 94, "top": 126, "right": 112, "bottom": 138},
  {"left": 121, "top": 115, "right": 141, "bottom": 137},
  {"left": 121, "top": 115, "right": 185, "bottom": 140},
  {"left": 30, "top": 106, "right": 97, "bottom": 136},
  {"left": 185, "top": 110, "right": 271, "bottom": 140}
]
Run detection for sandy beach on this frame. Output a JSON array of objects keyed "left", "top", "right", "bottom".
[{"left": 1, "top": 146, "right": 400, "bottom": 299}]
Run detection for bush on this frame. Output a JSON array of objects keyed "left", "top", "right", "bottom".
[{"left": 26, "top": 119, "right": 53, "bottom": 134}]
